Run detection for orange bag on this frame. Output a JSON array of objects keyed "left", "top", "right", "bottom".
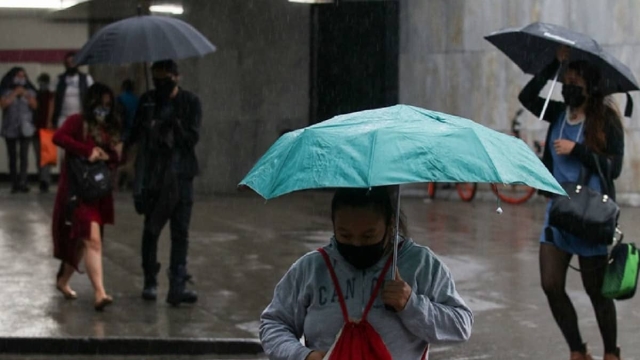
[{"left": 39, "top": 129, "right": 57, "bottom": 167}]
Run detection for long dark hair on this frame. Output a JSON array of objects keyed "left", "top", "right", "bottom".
[
  {"left": 566, "top": 61, "right": 623, "bottom": 153},
  {"left": 331, "top": 186, "right": 408, "bottom": 249},
  {"left": 82, "top": 83, "right": 121, "bottom": 145},
  {"left": 0, "top": 67, "right": 37, "bottom": 93}
]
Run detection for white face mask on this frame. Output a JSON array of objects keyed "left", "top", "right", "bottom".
[{"left": 93, "top": 107, "right": 111, "bottom": 122}]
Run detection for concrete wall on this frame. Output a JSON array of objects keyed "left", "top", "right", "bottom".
[
  {"left": 399, "top": 0, "right": 640, "bottom": 199},
  {"left": 84, "top": 0, "right": 311, "bottom": 194},
  {"left": 171, "top": 0, "right": 310, "bottom": 194}
]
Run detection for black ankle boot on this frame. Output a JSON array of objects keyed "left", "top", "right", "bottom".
[
  {"left": 166, "top": 265, "right": 198, "bottom": 307},
  {"left": 142, "top": 263, "right": 161, "bottom": 301},
  {"left": 39, "top": 181, "right": 49, "bottom": 193}
]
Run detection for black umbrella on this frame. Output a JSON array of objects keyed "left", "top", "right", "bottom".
[
  {"left": 74, "top": 12, "right": 216, "bottom": 97},
  {"left": 74, "top": 15, "right": 216, "bottom": 66},
  {"left": 485, "top": 22, "right": 639, "bottom": 118},
  {"left": 73, "top": 11, "right": 216, "bottom": 221}
]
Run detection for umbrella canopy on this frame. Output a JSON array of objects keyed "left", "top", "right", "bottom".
[
  {"left": 485, "top": 22, "right": 639, "bottom": 96},
  {"left": 74, "top": 15, "right": 216, "bottom": 65},
  {"left": 239, "top": 105, "right": 565, "bottom": 200}
]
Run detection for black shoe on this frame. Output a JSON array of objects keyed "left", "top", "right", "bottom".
[
  {"left": 142, "top": 263, "right": 161, "bottom": 301},
  {"left": 39, "top": 181, "right": 49, "bottom": 193},
  {"left": 142, "top": 284, "right": 157, "bottom": 301},
  {"left": 166, "top": 266, "right": 198, "bottom": 306},
  {"left": 19, "top": 185, "right": 30, "bottom": 193},
  {"left": 10, "top": 186, "right": 19, "bottom": 194}
]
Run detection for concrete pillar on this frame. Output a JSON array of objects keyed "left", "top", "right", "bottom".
[{"left": 178, "top": 0, "right": 311, "bottom": 194}]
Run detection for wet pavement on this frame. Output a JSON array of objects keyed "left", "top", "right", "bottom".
[{"left": 1, "top": 185, "right": 639, "bottom": 359}]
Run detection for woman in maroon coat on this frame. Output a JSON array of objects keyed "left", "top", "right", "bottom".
[{"left": 52, "top": 83, "right": 121, "bottom": 311}]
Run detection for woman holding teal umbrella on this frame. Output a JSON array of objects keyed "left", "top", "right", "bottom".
[
  {"left": 241, "top": 104, "right": 566, "bottom": 359},
  {"left": 260, "top": 186, "right": 473, "bottom": 360}
]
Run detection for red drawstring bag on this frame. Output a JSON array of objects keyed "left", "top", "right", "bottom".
[{"left": 317, "top": 248, "right": 394, "bottom": 360}]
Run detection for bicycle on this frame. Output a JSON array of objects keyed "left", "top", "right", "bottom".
[
  {"left": 426, "top": 109, "right": 543, "bottom": 204},
  {"left": 490, "top": 108, "right": 545, "bottom": 205},
  {"left": 426, "top": 182, "right": 478, "bottom": 202}
]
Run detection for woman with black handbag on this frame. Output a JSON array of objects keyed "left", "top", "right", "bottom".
[
  {"left": 519, "top": 46, "right": 625, "bottom": 360},
  {"left": 52, "top": 83, "right": 122, "bottom": 311}
]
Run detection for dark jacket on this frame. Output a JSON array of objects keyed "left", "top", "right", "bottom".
[
  {"left": 518, "top": 60, "right": 625, "bottom": 200},
  {"left": 129, "top": 88, "right": 202, "bottom": 183},
  {"left": 52, "top": 72, "right": 89, "bottom": 127}
]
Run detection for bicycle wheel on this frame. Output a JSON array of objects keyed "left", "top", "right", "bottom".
[
  {"left": 427, "top": 183, "right": 437, "bottom": 199},
  {"left": 456, "top": 183, "right": 477, "bottom": 202},
  {"left": 491, "top": 184, "right": 536, "bottom": 205}
]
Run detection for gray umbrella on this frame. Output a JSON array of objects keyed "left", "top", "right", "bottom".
[{"left": 74, "top": 15, "right": 216, "bottom": 65}]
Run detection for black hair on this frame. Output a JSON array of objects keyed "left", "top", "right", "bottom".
[
  {"left": 82, "top": 83, "right": 121, "bottom": 144},
  {"left": 37, "top": 73, "right": 51, "bottom": 84},
  {"left": 331, "top": 186, "right": 408, "bottom": 238},
  {"left": 0, "top": 67, "right": 37, "bottom": 93},
  {"left": 64, "top": 51, "right": 76, "bottom": 61},
  {"left": 566, "top": 61, "right": 601, "bottom": 96},
  {"left": 151, "top": 59, "right": 179, "bottom": 76},
  {"left": 121, "top": 79, "right": 134, "bottom": 92},
  {"left": 566, "top": 60, "right": 623, "bottom": 153}
]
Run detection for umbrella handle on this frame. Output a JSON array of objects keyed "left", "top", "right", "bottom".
[
  {"left": 391, "top": 185, "right": 401, "bottom": 280},
  {"left": 538, "top": 66, "right": 561, "bottom": 121}
]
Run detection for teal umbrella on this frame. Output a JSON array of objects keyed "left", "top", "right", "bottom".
[
  {"left": 240, "top": 104, "right": 565, "bottom": 199},
  {"left": 240, "top": 105, "right": 565, "bottom": 277}
]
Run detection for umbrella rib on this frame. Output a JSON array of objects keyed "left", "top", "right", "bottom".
[
  {"left": 366, "top": 130, "right": 379, "bottom": 188},
  {"left": 265, "top": 131, "right": 306, "bottom": 198},
  {"left": 468, "top": 131, "right": 505, "bottom": 184}
]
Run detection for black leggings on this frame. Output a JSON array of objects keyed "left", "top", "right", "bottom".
[
  {"left": 5, "top": 137, "right": 31, "bottom": 188},
  {"left": 540, "top": 241, "right": 617, "bottom": 354}
]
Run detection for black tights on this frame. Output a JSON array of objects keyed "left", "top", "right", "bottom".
[{"left": 540, "top": 242, "right": 617, "bottom": 354}]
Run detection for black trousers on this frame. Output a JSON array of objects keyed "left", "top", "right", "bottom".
[
  {"left": 5, "top": 137, "right": 31, "bottom": 188},
  {"left": 141, "top": 179, "right": 194, "bottom": 274}
]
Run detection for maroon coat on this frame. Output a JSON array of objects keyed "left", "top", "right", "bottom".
[{"left": 52, "top": 114, "right": 119, "bottom": 269}]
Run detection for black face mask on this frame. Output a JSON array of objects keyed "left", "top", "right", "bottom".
[
  {"left": 153, "top": 77, "right": 177, "bottom": 101},
  {"left": 562, "top": 84, "right": 587, "bottom": 108},
  {"left": 335, "top": 238, "right": 386, "bottom": 270}
]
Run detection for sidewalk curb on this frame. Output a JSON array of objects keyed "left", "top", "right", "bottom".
[{"left": 0, "top": 337, "right": 264, "bottom": 355}]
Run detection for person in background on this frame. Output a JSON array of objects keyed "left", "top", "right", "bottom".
[
  {"left": 0, "top": 67, "right": 38, "bottom": 193},
  {"left": 51, "top": 52, "right": 95, "bottom": 189},
  {"left": 52, "top": 83, "right": 121, "bottom": 312},
  {"left": 115, "top": 79, "right": 139, "bottom": 190},
  {"left": 519, "top": 46, "right": 624, "bottom": 360},
  {"left": 117, "top": 79, "right": 139, "bottom": 143},
  {"left": 34, "top": 73, "right": 55, "bottom": 193},
  {"left": 52, "top": 52, "right": 94, "bottom": 129},
  {"left": 128, "top": 59, "right": 201, "bottom": 306}
]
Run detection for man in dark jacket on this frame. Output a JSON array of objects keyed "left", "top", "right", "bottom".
[
  {"left": 52, "top": 52, "right": 93, "bottom": 128},
  {"left": 128, "top": 60, "right": 201, "bottom": 306}
]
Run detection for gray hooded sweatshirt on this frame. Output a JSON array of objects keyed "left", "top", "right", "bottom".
[{"left": 260, "top": 238, "right": 473, "bottom": 360}]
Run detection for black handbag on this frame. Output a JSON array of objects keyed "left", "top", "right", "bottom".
[
  {"left": 549, "top": 154, "right": 619, "bottom": 245},
  {"left": 67, "top": 156, "right": 112, "bottom": 202}
]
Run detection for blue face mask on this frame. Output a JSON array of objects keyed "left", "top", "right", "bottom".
[{"left": 93, "top": 107, "right": 111, "bottom": 122}]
